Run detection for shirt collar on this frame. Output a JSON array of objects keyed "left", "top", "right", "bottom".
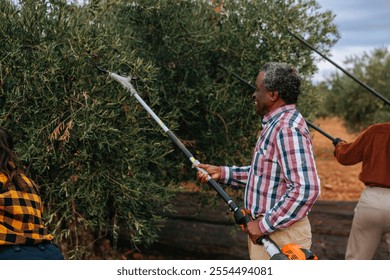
[{"left": 261, "top": 104, "right": 296, "bottom": 127}]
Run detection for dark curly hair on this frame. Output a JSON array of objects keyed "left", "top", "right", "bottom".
[
  {"left": 261, "top": 62, "right": 301, "bottom": 104},
  {"left": 0, "top": 127, "right": 34, "bottom": 192}
]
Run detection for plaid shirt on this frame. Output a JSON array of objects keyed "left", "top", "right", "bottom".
[
  {"left": 221, "top": 104, "right": 320, "bottom": 235},
  {"left": 0, "top": 172, "right": 53, "bottom": 245}
]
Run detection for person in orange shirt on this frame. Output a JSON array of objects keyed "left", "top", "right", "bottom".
[
  {"left": 333, "top": 122, "right": 390, "bottom": 259},
  {"left": 0, "top": 127, "right": 64, "bottom": 259}
]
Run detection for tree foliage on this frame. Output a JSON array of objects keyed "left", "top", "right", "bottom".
[
  {"left": 0, "top": 0, "right": 338, "bottom": 259},
  {"left": 317, "top": 48, "right": 390, "bottom": 131}
]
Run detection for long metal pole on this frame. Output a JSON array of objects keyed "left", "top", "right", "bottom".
[
  {"left": 288, "top": 30, "right": 390, "bottom": 106},
  {"left": 218, "top": 64, "right": 336, "bottom": 142},
  {"left": 105, "top": 71, "right": 238, "bottom": 209}
]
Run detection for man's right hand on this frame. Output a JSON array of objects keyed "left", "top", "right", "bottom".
[
  {"left": 332, "top": 137, "right": 345, "bottom": 147},
  {"left": 196, "top": 164, "right": 222, "bottom": 185}
]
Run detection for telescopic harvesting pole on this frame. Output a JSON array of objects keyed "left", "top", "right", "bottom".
[
  {"left": 104, "top": 70, "right": 237, "bottom": 210},
  {"left": 288, "top": 30, "right": 390, "bottom": 107},
  {"left": 217, "top": 64, "right": 336, "bottom": 142},
  {"left": 100, "top": 67, "right": 289, "bottom": 260}
]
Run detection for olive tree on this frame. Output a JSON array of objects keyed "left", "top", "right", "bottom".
[{"left": 0, "top": 0, "right": 338, "bottom": 259}]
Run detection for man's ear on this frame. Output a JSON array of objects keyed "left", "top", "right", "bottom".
[{"left": 269, "top": 91, "right": 279, "bottom": 101}]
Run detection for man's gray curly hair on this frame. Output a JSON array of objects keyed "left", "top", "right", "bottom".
[{"left": 261, "top": 62, "right": 301, "bottom": 104}]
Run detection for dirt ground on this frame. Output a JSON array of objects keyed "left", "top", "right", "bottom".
[{"left": 311, "top": 117, "right": 364, "bottom": 201}]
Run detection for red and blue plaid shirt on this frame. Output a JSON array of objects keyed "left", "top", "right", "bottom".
[{"left": 221, "top": 104, "right": 320, "bottom": 235}]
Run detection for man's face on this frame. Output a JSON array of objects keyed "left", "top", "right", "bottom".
[{"left": 252, "top": 71, "right": 271, "bottom": 117}]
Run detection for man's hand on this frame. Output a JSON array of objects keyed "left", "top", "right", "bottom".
[
  {"left": 332, "top": 137, "right": 345, "bottom": 147},
  {"left": 196, "top": 164, "right": 221, "bottom": 185},
  {"left": 245, "top": 219, "right": 264, "bottom": 244}
]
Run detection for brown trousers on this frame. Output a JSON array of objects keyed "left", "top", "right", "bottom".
[{"left": 248, "top": 216, "right": 312, "bottom": 260}]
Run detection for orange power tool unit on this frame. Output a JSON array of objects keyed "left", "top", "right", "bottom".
[{"left": 235, "top": 209, "right": 318, "bottom": 260}]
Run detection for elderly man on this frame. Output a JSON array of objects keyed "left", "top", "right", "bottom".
[{"left": 197, "top": 62, "right": 321, "bottom": 259}]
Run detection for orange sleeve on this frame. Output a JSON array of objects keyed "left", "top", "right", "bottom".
[{"left": 334, "top": 129, "right": 369, "bottom": 165}]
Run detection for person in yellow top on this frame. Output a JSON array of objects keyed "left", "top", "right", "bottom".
[{"left": 0, "top": 127, "right": 64, "bottom": 259}]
